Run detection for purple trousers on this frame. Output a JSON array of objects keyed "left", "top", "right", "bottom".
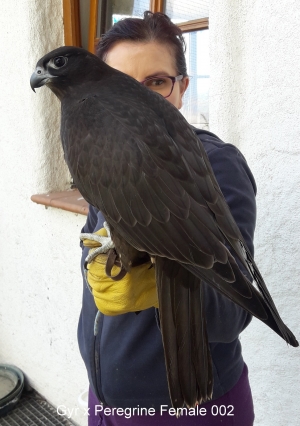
[{"left": 88, "top": 363, "right": 254, "bottom": 426}]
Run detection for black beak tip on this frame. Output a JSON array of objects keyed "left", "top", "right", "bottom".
[{"left": 30, "top": 73, "right": 37, "bottom": 93}]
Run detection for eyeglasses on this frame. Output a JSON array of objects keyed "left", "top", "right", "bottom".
[{"left": 140, "top": 75, "right": 184, "bottom": 98}]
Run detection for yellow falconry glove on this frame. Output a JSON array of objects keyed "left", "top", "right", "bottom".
[{"left": 80, "top": 224, "right": 158, "bottom": 315}]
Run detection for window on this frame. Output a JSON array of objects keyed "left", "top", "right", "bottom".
[
  {"left": 164, "top": 1, "right": 210, "bottom": 128},
  {"left": 181, "top": 29, "right": 209, "bottom": 129}
]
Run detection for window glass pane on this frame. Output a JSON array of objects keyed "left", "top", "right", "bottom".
[
  {"left": 181, "top": 29, "right": 209, "bottom": 129},
  {"left": 114, "top": 0, "right": 151, "bottom": 23},
  {"left": 97, "top": 0, "right": 150, "bottom": 35},
  {"left": 165, "top": 0, "right": 209, "bottom": 22}
]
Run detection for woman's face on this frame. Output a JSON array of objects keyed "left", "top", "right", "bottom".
[{"left": 105, "top": 41, "right": 189, "bottom": 109}]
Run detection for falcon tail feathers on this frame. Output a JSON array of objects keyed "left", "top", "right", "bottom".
[
  {"left": 190, "top": 278, "right": 213, "bottom": 403},
  {"left": 156, "top": 258, "right": 184, "bottom": 409},
  {"left": 156, "top": 257, "right": 213, "bottom": 409}
]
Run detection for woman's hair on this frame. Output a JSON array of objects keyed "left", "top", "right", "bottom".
[{"left": 96, "top": 11, "right": 187, "bottom": 77}]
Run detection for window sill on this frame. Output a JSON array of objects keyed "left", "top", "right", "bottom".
[{"left": 31, "top": 189, "right": 88, "bottom": 216}]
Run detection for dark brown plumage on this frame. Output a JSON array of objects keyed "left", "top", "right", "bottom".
[{"left": 31, "top": 46, "right": 298, "bottom": 409}]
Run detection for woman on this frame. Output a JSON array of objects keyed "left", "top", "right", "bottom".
[{"left": 78, "top": 11, "right": 256, "bottom": 426}]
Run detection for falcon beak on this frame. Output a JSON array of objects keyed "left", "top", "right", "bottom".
[{"left": 30, "top": 67, "right": 53, "bottom": 92}]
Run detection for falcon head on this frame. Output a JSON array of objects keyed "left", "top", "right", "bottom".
[{"left": 30, "top": 46, "right": 108, "bottom": 99}]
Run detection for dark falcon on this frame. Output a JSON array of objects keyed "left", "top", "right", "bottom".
[{"left": 31, "top": 46, "right": 298, "bottom": 409}]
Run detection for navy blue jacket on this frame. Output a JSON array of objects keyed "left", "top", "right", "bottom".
[{"left": 77, "top": 128, "right": 257, "bottom": 409}]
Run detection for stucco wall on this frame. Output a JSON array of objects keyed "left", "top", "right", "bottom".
[
  {"left": 209, "top": 1, "right": 300, "bottom": 425},
  {"left": 0, "top": 1, "right": 88, "bottom": 425},
  {"left": 1, "top": 1, "right": 299, "bottom": 426}
]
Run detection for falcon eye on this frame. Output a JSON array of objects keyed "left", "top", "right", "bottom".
[{"left": 52, "top": 56, "right": 68, "bottom": 68}]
